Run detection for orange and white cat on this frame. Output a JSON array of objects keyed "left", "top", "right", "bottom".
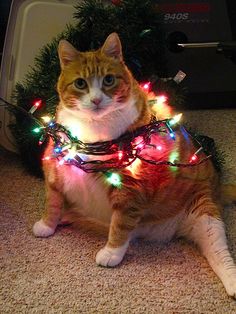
[{"left": 33, "top": 33, "right": 236, "bottom": 298}]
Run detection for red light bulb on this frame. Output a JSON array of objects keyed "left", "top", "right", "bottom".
[
  {"left": 156, "top": 95, "right": 167, "bottom": 104},
  {"left": 140, "top": 82, "right": 151, "bottom": 93},
  {"left": 118, "top": 151, "right": 123, "bottom": 160},
  {"left": 29, "top": 99, "right": 43, "bottom": 114},
  {"left": 34, "top": 99, "right": 42, "bottom": 108},
  {"left": 190, "top": 154, "right": 198, "bottom": 163}
]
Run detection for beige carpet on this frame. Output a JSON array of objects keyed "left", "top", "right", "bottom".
[{"left": 1, "top": 109, "right": 236, "bottom": 313}]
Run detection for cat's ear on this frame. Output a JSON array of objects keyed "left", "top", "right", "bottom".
[
  {"left": 58, "top": 40, "right": 79, "bottom": 68},
  {"left": 101, "top": 33, "right": 123, "bottom": 60}
]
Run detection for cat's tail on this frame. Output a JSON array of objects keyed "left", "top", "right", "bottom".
[
  {"left": 59, "top": 211, "right": 109, "bottom": 237},
  {"left": 221, "top": 184, "right": 236, "bottom": 205}
]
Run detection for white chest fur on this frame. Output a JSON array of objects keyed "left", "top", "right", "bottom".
[
  {"left": 55, "top": 97, "right": 139, "bottom": 222},
  {"left": 56, "top": 97, "right": 139, "bottom": 143},
  {"left": 61, "top": 165, "right": 112, "bottom": 223}
]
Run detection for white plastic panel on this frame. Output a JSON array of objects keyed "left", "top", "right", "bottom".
[{"left": 0, "top": 0, "right": 78, "bottom": 152}]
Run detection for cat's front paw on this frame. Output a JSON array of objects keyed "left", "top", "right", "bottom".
[
  {"left": 33, "top": 219, "right": 56, "bottom": 238},
  {"left": 96, "top": 243, "right": 128, "bottom": 267},
  {"left": 224, "top": 274, "right": 236, "bottom": 299}
]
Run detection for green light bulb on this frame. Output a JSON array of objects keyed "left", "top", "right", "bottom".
[
  {"left": 33, "top": 127, "right": 41, "bottom": 133},
  {"left": 169, "top": 151, "right": 179, "bottom": 173},
  {"left": 106, "top": 173, "right": 122, "bottom": 187}
]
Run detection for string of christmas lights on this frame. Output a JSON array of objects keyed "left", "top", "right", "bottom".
[
  {"left": 37, "top": 113, "right": 210, "bottom": 174},
  {"left": 0, "top": 94, "right": 211, "bottom": 180}
]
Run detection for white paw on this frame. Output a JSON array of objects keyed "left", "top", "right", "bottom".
[
  {"left": 33, "top": 219, "right": 56, "bottom": 238},
  {"left": 223, "top": 275, "right": 236, "bottom": 299},
  {"left": 96, "top": 243, "right": 129, "bottom": 267}
]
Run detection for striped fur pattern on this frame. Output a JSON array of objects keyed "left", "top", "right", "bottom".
[{"left": 33, "top": 33, "right": 236, "bottom": 298}]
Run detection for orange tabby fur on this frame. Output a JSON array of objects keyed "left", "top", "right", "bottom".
[{"left": 33, "top": 33, "right": 236, "bottom": 298}]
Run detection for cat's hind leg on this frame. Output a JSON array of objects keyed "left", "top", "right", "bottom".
[
  {"left": 182, "top": 213, "right": 236, "bottom": 298},
  {"left": 33, "top": 186, "right": 63, "bottom": 237}
]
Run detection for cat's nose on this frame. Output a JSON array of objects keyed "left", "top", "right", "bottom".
[{"left": 91, "top": 98, "right": 102, "bottom": 106}]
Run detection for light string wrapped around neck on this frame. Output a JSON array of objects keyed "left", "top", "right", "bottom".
[
  {"left": 0, "top": 96, "right": 211, "bottom": 175},
  {"left": 41, "top": 115, "right": 211, "bottom": 173}
]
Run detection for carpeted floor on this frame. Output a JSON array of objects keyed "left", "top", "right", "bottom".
[{"left": 1, "top": 109, "right": 236, "bottom": 313}]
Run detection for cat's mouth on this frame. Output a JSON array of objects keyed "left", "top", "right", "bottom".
[
  {"left": 79, "top": 106, "right": 108, "bottom": 119},
  {"left": 93, "top": 106, "right": 104, "bottom": 112},
  {"left": 91, "top": 106, "right": 109, "bottom": 118}
]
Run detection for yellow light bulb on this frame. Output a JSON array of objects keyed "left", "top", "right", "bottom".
[
  {"left": 169, "top": 113, "right": 183, "bottom": 126},
  {"left": 126, "top": 158, "right": 141, "bottom": 177},
  {"left": 41, "top": 115, "right": 52, "bottom": 123}
]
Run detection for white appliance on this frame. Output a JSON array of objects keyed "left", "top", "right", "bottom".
[{"left": 0, "top": 0, "right": 77, "bottom": 152}]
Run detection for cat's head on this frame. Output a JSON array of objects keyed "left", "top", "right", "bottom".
[{"left": 57, "top": 33, "right": 147, "bottom": 122}]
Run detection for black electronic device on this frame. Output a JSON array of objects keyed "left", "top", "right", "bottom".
[{"left": 156, "top": 0, "right": 236, "bottom": 108}]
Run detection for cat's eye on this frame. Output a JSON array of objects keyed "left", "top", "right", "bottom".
[
  {"left": 74, "top": 78, "right": 87, "bottom": 89},
  {"left": 103, "top": 75, "right": 115, "bottom": 87}
]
